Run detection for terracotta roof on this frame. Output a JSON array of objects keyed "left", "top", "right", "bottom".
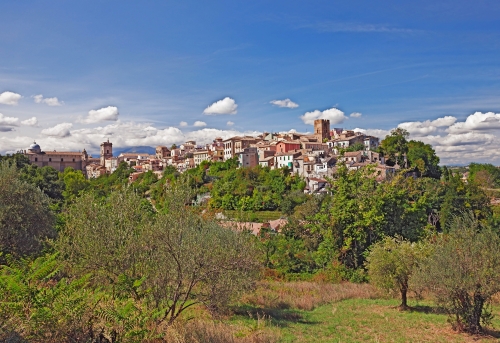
[
  {"left": 40, "top": 151, "right": 83, "bottom": 156},
  {"left": 334, "top": 136, "right": 360, "bottom": 142}
]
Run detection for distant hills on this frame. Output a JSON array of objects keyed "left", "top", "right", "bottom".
[{"left": 113, "top": 146, "right": 156, "bottom": 156}]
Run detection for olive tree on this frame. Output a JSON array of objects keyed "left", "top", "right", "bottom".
[
  {"left": 414, "top": 213, "right": 500, "bottom": 333},
  {"left": 0, "top": 161, "right": 55, "bottom": 259},
  {"left": 57, "top": 185, "right": 260, "bottom": 328},
  {"left": 56, "top": 190, "right": 153, "bottom": 294},
  {"left": 366, "top": 236, "right": 428, "bottom": 309}
]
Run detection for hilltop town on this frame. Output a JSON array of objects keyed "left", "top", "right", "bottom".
[{"left": 22, "top": 119, "right": 394, "bottom": 191}]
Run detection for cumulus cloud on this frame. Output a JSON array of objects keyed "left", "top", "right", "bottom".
[
  {"left": 227, "top": 121, "right": 234, "bottom": 126},
  {"left": 447, "top": 112, "right": 500, "bottom": 133},
  {"left": 83, "top": 106, "right": 119, "bottom": 124},
  {"left": 300, "top": 107, "right": 348, "bottom": 125},
  {"left": 398, "top": 116, "right": 457, "bottom": 136},
  {"left": 421, "top": 132, "right": 495, "bottom": 147},
  {"left": 203, "top": 97, "right": 238, "bottom": 115},
  {"left": 41, "top": 123, "right": 73, "bottom": 138},
  {"left": 0, "top": 113, "right": 20, "bottom": 127},
  {"left": 270, "top": 99, "right": 299, "bottom": 108},
  {"left": 179, "top": 121, "right": 188, "bottom": 127},
  {"left": 33, "top": 94, "right": 63, "bottom": 106},
  {"left": 350, "top": 112, "right": 362, "bottom": 118},
  {"left": 0, "top": 91, "right": 22, "bottom": 105},
  {"left": 21, "top": 117, "right": 38, "bottom": 126},
  {"left": 0, "top": 122, "right": 267, "bottom": 155},
  {"left": 193, "top": 121, "right": 207, "bottom": 127},
  {"left": 353, "top": 128, "right": 391, "bottom": 138}
]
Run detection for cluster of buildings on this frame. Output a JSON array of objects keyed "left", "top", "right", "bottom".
[{"left": 22, "top": 119, "right": 397, "bottom": 192}]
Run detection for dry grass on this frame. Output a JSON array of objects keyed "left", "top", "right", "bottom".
[
  {"left": 162, "top": 319, "right": 279, "bottom": 343},
  {"left": 241, "top": 281, "right": 380, "bottom": 311}
]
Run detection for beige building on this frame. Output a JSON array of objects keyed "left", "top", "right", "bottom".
[
  {"left": 238, "top": 147, "right": 259, "bottom": 168},
  {"left": 23, "top": 139, "right": 114, "bottom": 177},
  {"left": 155, "top": 146, "right": 171, "bottom": 159},
  {"left": 193, "top": 150, "right": 210, "bottom": 166},
  {"left": 24, "top": 141, "right": 87, "bottom": 172}
]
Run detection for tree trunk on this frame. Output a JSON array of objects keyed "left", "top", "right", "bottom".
[
  {"left": 469, "top": 290, "right": 484, "bottom": 333},
  {"left": 399, "top": 281, "right": 409, "bottom": 310}
]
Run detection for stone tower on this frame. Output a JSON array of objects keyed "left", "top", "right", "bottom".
[
  {"left": 100, "top": 139, "right": 112, "bottom": 166},
  {"left": 314, "top": 119, "right": 330, "bottom": 142}
]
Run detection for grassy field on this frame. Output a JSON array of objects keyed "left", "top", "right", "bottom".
[{"left": 225, "top": 282, "right": 500, "bottom": 343}]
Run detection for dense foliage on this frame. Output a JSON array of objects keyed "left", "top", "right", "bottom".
[
  {"left": 366, "top": 236, "right": 429, "bottom": 308},
  {"left": 0, "top": 161, "right": 55, "bottom": 260},
  {"left": 2, "top": 129, "right": 500, "bottom": 338}
]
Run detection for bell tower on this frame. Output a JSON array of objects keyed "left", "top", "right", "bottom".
[
  {"left": 314, "top": 119, "right": 330, "bottom": 142},
  {"left": 100, "top": 139, "right": 113, "bottom": 166}
]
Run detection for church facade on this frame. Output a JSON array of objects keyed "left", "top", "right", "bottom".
[{"left": 22, "top": 140, "right": 112, "bottom": 175}]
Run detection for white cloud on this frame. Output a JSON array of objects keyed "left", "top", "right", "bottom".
[
  {"left": 421, "top": 132, "right": 495, "bottom": 147},
  {"left": 41, "top": 123, "right": 73, "bottom": 138},
  {"left": 270, "top": 99, "right": 299, "bottom": 109},
  {"left": 33, "top": 94, "right": 63, "bottom": 106},
  {"left": 0, "top": 123, "right": 272, "bottom": 155},
  {"left": 193, "top": 121, "right": 207, "bottom": 127},
  {"left": 0, "top": 91, "right": 22, "bottom": 105},
  {"left": 33, "top": 95, "right": 43, "bottom": 104},
  {"left": 179, "top": 121, "right": 188, "bottom": 127},
  {"left": 447, "top": 112, "right": 500, "bottom": 133},
  {"left": 21, "top": 117, "right": 38, "bottom": 126},
  {"left": 350, "top": 112, "right": 362, "bottom": 118},
  {"left": 398, "top": 116, "right": 457, "bottom": 136},
  {"left": 300, "top": 107, "right": 348, "bottom": 125},
  {"left": 227, "top": 121, "right": 234, "bottom": 126},
  {"left": 353, "top": 128, "right": 391, "bottom": 139},
  {"left": 83, "top": 106, "right": 119, "bottom": 124},
  {"left": 0, "top": 113, "right": 20, "bottom": 127},
  {"left": 203, "top": 97, "right": 238, "bottom": 115}
]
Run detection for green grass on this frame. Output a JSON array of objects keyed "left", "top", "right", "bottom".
[{"left": 230, "top": 298, "right": 500, "bottom": 343}]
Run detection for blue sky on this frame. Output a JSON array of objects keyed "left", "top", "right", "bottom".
[{"left": 1, "top": 0, "right": 500, "bottom": 164}]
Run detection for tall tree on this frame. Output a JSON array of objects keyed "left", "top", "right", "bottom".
[
  {"left": 0, "top": 161, "right": 55, "bottom": 260},
  {"left": 19, "top": 164, "right": 65, "bottom": 201},
  {"left": 380, "top": 128, "right": 409, "bottom": 167},
  {"left": 57, "top": 185, "right": 259, "bottom": 326},
  {"left": 406, "top": 140, "right": 441, "bottom": 179}
]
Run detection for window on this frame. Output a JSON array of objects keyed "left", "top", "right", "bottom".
[
  {"left": 34, "top": 157, "right": 38, "bottom": 162},
  {"left": 49, "top": 158, "right": 52, "bottom": 162},
  {"left": 61, "top": 158, "right": 63, "bottom": 162},
  {"left": 73, "top": 158, "right": 75, "bottom": 162}
]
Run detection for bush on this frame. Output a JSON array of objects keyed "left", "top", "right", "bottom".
[{"left": 414, "top": 213, "right": 500, "bottom": 333}]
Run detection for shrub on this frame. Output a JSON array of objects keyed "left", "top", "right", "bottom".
[{"left": 414, "top": 213, "right": 500, "bottom": 333}]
